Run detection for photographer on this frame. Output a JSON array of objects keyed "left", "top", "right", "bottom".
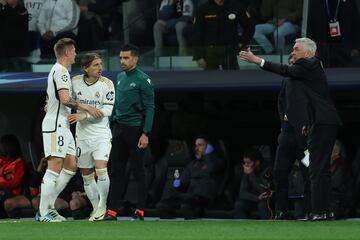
[{"left": 233, "top": 149, "right": 273, "bottom": 219}]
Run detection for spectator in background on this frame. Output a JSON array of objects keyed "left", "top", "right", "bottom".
[
  {"left": 76, "top": 0, "right": 120, "bottom": 51},
  {"left": 0, "top": 0, "right": 29, "bottom": 70},
  {"left": 37, "top": 0, "right": 80, "bottom": 57},
  {"left": 0, "top": 135, "right": 27, "bottom": 218},
  {"left": 307, "top": 0, "right": 360, "bottom": 67},
  {"left": 153, "top": 0, "right": 194, "bottom": 57},
  {"left": 192, "top": 0, "right": 254, "bottom": 70},
  {"left": 233, "top": 149, "right": 273, "bottom": 219},
  {"left": 157, "top": 136, "right": 224, "bottom": 219},
  {"left": 242, "top": 0, "right": 263, "bottom": 24},
  {"left": 24, "top": 0, "right": 45, "bottom": 63},
  {"left": 253, "top": 0, "right": 303, "bottom": 54}
]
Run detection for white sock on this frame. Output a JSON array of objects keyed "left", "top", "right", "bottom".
[
  {"left": 50, "top": 168, "right": 76, "bottom": 208},
  {"left": 82, "top": 173, "right": 99, "bottom": 211},
  {"left": 95, "top": 168, "right": 110, "bottom": 210},
  {"left": 39, "top": 169, "right": 59, "bottom": 216}
]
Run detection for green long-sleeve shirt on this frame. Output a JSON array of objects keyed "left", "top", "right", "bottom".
[{"left": 111, "top": 67, "right": 155, "bottom": 134}]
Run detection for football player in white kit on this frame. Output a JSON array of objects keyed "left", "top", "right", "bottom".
[
  {"left": 68, "top": 53, "right": 114, "bottom": 221},
  {"left": 39, "top": 38, "right": 103, "bottom": 222}
]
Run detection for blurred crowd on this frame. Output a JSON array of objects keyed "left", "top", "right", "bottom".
[{"left": 1, "top": 0, "right": 360, "bottom": 71}]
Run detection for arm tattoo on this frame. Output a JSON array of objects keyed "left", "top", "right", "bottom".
[{"left": 63, "top": 97, "right": 79, "bottom": 110}]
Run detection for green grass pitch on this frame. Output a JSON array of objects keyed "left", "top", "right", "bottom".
[{"left": 0, "top": 219, "right": 360, "bottom": 240}]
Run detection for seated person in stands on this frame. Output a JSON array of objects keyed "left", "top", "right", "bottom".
[
  {"left": 157, "top": 136, "right": 224, "bottom": 219},
  {"left": 30, "top": 157, "right": 91, "bottom": 220},
  {"left": 0, "top": 134, "right": 27, "bottom": 218},
  {"left": 233, "top": 149, "right": 273, "bottom": 219},
  {"left": 153, "top": 0, "right": 194, "bottom": 57}
]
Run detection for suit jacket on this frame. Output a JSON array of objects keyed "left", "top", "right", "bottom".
[{"left": 264, "top": 57, "right": 342, "bottom": 127}]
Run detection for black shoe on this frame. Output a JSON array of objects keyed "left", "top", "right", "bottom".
[
  {"left": 275, "top": 211, "right": 291, "bottom": 220},
  {"left": 296, "top": 213, "right": 311, "bottom": 221},
  {"left": 327, "top": 212, "right": 335, "bottom": 221},
  {"left": 104, "top": 214, "right": 117, "bottom": 221},
  {"left": 131, "top": 209, "right": 144, "bottom": 221},
  {"left": 311, "top": 213, "right": 327, "bottom": 221}
]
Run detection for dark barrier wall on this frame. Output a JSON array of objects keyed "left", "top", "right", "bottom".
[{"left": 1, "top": 69, "right": 360, "bottom": 162}]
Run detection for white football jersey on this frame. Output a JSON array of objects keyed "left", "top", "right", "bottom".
[
  {"left": 72, "top": 75, "right": 115, "bottom": 140},
  {"left": 42, "top": 63, "right": 72, "bottom": 132}
]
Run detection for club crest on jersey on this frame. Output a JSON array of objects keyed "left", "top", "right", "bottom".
[
  {"left": 130, "top": 82, "right": 136, "bottom": 87},
  {"left": 61, "top": 75, "right": 69, "bottom": 82},
  {"left": 106, "top": 91, "right": 114, "bottom": 101},
  {"left": 95, "top": 91, "right": 100, "bottom": 98}
]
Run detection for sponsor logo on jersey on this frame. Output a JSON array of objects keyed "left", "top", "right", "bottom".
[
  {"left": 130, "top": 82, "right": 136, "bottom": 87},
  {"left": 79, "top": 99, "right": 101, "bottom": 106},
  {"left": 95, "top": 91, "right": 100, "bottom": 98},
  {"left": 106, "top": 91, "right": 114, "bottom": 101}
]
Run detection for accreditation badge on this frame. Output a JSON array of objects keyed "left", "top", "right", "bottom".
[{"left": 329, "top": 21, "right": 341, "bottom": 37}]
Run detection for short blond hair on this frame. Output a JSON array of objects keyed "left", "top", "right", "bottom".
[
  {"left": 53, "top": 38, "right": 76, "bottom": 58},
  {"left": 295, "top": 38, "right": 317, "bottom": 56}
]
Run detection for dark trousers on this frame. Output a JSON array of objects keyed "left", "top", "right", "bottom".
[
  {"left": 274, "top": 122, "right": 307, "bottom": 212},
  {"left": 157, "top": 191, "right": 210, "bottom": 219},
  {"left": 108, "top": 122, "right": 147, "bottom": 211},
  {"left": 204, "top": 45, "right": 239, "bottom": 70},
  {"left": 308, "top": 124, "right": 338, "bottom": 214},
  {"left": 233, "top": 199, "right": 270, "bottom": 219}
]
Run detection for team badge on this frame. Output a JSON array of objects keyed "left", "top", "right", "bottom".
[
  {"left": 95, "top": 91, "right": 100, "bottom": 98},
  {"left": 130, "top": 82, "right": 136, "bottom": 87},
  {"left": 106, "top": 91, "right": 114, "bottom": 101},
  {"left": 228, "top": 13, "right": 236, "bottom": 20},
  {"left": 61, "top": 75, "right": 69, "bottom": 82}
]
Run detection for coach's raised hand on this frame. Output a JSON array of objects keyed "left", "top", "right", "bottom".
[{"left": 239, "top": 48, "right": 263, "bottom": 65}]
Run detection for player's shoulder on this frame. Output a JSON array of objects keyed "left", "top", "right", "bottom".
[
  {"left": 53, "top": 63, "right": 69, "bottom": 74},
  {"left": 98, "top": 76, "right": 114, "bottom": 89},
  {"left": 72, "top": 74, "right": 84, "bottom": 81}
]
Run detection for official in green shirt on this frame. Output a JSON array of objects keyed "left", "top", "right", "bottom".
[{"left": 106, "top": 44, "right": 155, "bottom": 221}]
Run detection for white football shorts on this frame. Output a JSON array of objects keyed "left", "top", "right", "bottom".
[
  {"left": 42, "top": 126, "right": 76, "bottom": 158},
  {"left": 76, "top": 139, "right": 112, "bottom": 168}
]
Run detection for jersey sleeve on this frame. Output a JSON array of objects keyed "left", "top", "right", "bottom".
[
  {"left": 103, "top": 79, "right": 115, "bottom": 106},
  {"left": 140, "top": 77, "right": 155, "bottom": 134},
  {"left": 54, "top": 68, "right": 71, "bottom": 91}
]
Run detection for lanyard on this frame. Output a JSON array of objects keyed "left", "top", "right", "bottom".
[{"left": 326, "top": 0, "right": 341, "bottom": 22}]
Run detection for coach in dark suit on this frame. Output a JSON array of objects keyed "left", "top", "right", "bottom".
[{"left": 239, "top": 37, "right": 341, "bottom": 220}]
